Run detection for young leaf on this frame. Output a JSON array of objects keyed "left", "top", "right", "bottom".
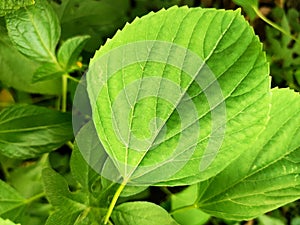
[
  {"left": 0, "top": 0, "right": 34, "bottom": 17},
  {"left": 0, "top": 105, "right": 73, "bottom": 159},
  {"left": 86, "top": 6, "right": 270, "bottom": 185},
  {"left": 5, "top": 0, "right": 60, "bottom": 63},
  {"left": 0, "top": 20, "right": 61, "bottom": 94},
  {"left": 233, "top": 0, "right": 258, "bottom": 20},
  {"left": 42, "top": 168, "right": 87, "bottom": 225},
  {"left": 50, "top": 0, "right": 130, "bottom": 52},
  {"left": 0, "top": 217, "right": 20, "bottom": 225},
  {"left": 171, "top": 185, "right": 210, "bottom": 225},
  {"left": 0, "top": 180, "right": 25, "bottom": 221},
  {"left": 42, "top": 168, "right": 103, "bottom": 225},
  {"left": 197, "top": 88, "right": 300, "bottom": 220},
  {"left": 32, "top": 62, "right": 65, "bottom": 83},
  {"left": 111, "top": 201, "right": 179, "bottom": 225},
  {"left": 57, "top": 35, "right": 90, "bottom": 71}
]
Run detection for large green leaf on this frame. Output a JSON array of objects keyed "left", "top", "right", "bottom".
[
  {"left": 50, "top": 0, "right": 130, "bottom": 52},
  {"left": 111, "top": 202, "right": 179, "bottom": 225},
  {"left": 0, "top": 105, "right": 73, "bottom": 159},
  {"left": 0, "top": 19, "right": 61, "bottom": 94},
  {"left": 86, "top": 6, "right": 270, "bottom": 186},
  {"left": 197, "top": 88, "right": 300, "bottom": 220},
  {"left": 5, "top": 0, "right": 60, "bottom": 63},
  {"left": 0, "top": 0, "right": 34, "bottom": 17}
]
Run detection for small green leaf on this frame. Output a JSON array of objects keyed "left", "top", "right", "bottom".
[
  {"left": 57, "top": 35, "right": 90, "bottom": 71},
  {"left": 0, "top": 105, "right": 73, "bottom": 159},
  {"left": 197, "top": 88, "right": 300, "bottom": 220},
  {"left": 0, "top": 180, "right": 25, "bottom": 221},
  {"left": 111, "top": 202, "right": 179, "bottom": 225},
  {"left": 265, "top": 8, "right": 300, "bottom": 90},
  {"left": 5, "top": 0, "right": 60, "bottom": 63},
  {"left": 171, "top": 185, "right": 210, "bottom": 225},
  {"left": 42, "top": 168, "right": 87, "bottom": 225},
  {"left": 32, "top": 62, "right": 65, "bottom": 83},
  {"left": 42, "top": 167, "right": 104, "bottom": 225},
  {"left": 0, "top": 0, "right": 35, "bottom": 17},
  {"left": 0, "top": 217, "right": 20, "bottom": 225},
  {"left": 288, "top": 9, "right": 300, "bottom": 32},
  {"left": 233, "top": 0, "right": 258, "bottom": 20},
  {"left": 0, "top": 20, "right": 61, "bottom": 94}
]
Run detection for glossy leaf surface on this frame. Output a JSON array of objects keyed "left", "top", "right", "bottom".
[{"left": 0, "top": 105, "right": 73, "bottom": 159}]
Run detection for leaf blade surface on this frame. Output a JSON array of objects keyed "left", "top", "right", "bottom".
[{"left": 86, "top": 6, "right": 270, "bottom": 186}]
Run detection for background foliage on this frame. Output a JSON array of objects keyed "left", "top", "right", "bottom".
[{"left": 0, "top": 0, "right": 300, "bottom": 225}]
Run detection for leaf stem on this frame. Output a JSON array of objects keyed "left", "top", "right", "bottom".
[
  {"left": 24, "top": 192, "right": 46, "bottom": 204},
  {"left": 252, "top": 6, "right": 299, "bottom": 43},
  {"left": 61, "top": 74, "right": 68, "bottom": 112},
  {"left": 65, "top": 74, "right": 80, "bottom": 83},
  {"left": 103, "top": 180, "right": 127, "bottom": 224},
  {"left": 39, "top": 153, "right": 49, "bottom": 166},
  {"left": 66, "top": 141, "right": 74, "bottom": 150}
]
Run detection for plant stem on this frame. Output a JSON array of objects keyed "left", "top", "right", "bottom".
[
  {"left": 39, "top": 153, "right": 49, "bottom": 166},
  {"left": 107, "top": 221, "right": 114, "bottom": 225},
  {"left": 61, "top": 74, "right": 68, "bottom": 112},
  {"left": 103, "top": 180, "right": 127, "bottom": 224},
  {"left": 252, "top": 6, "right": 299, "bottom": 43}
]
